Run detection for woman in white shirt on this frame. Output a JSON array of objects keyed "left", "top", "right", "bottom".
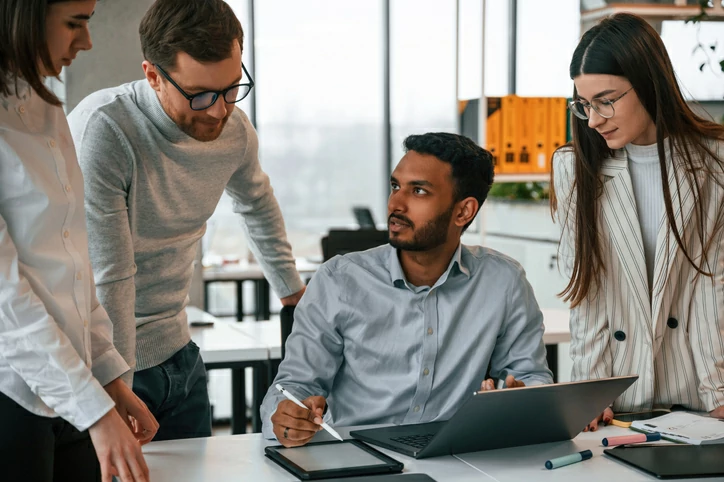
[
  {"left": 0, "top": 1, "right": 158, "bottom": 481},
  {"left": 552, "top": 13, "right": 724, "bottom": 432}
]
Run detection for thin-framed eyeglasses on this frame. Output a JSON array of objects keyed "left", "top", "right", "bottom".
[
  {"left": 154, "top": 63, "right": 254, "bottom": 111},
  {"left": 568, "top": 87, "right": 634, "bottom": 121}
]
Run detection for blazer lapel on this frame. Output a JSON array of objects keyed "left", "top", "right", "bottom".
[
  {"left": 600, "top": 153, "right": 652, "bottom": 329},
  {"left": 651, "top": 159, "right": 697, "bottom": 350}
]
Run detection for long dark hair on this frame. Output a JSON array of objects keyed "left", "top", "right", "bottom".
[
  {"left": 0, "top": 0, "right": 67, "bottom": 105},
  {"left": 550, "top": 13, "right": 724, "bottom": 308}
]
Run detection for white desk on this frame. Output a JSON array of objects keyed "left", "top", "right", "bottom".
[
  {"left": 187, "top": 306, "right": 268, "bottom": 363},
  {"left": 229, "top": 319, "right": 284, "bottom": 359},
  {"left": 203, "top": 259, "right": 321, "bottom": 282},
  {"left": 203, "top": 260, "right": 320, "bottom": 320},
  {"left": 144, "top": 425, "right": 717, "bottom": 482},
  {"left": 143, "top": 427, "right": 492, "bottom": 482},
  {"left": 187, "top": 306, "right": 272, "bottom": 434},
  {"left": 456, "top": 425, "right": 723, "bottom": 482}
]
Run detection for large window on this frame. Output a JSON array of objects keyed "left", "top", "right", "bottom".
[
  {"left": 253, "top": 1, "right": 386, "bottom": 258},
  {"left": 389, "top": 0, "right": 458, "bottom": 167},
  {"left": 661, "top": 20, "right": 724, "bottom": 101},
  {"left": 516, "top": 0, "right": 579, "bottom": 97},
  {"left": 205, "top": 0, "right": 256, "bottom": 261}
]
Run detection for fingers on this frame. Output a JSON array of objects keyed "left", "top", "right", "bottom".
[
  {"left": 116, "top": 405, "right": 133, "bottom": 433},
  {"left": 272, "top": 411, "right": 322, "bottom": 436},
  {"left": 711, "top": 406, "right": 724, "bottom": 419},
  {"left": 305, "top": 396, "right": 327, "bottom": 422},
  {"left": 586, "top": 412, "right": 603, "bottom": 432},
  {"left": 272, "top": 399, "right": 326, "bottom": 447},
  {"left": 128, "top": 397, "right": 159, "bottom": 434},
  {"left": 602, "top": 407, "right": 614, "bottom": 425},
  {"left": 504, "top": 375, "right": 525, "bottom": 389},
  {"left": 479, "top": 378, "right": 496, "bottom": 391},
  {"left": 133, "top": 426, "right": 156, "bottom": 445},
  {"left": 272, "top": 424, "right": 316, "bottom": 448},
  {"left": 111, "top": 452, "right": 133, "bottom": 482},
  {"left": 100, "top": 458, "right": 113, "bottom": 482},
  {"left": 279, "top": 400, "right": 316, "bottom": 421},
  {"left": 281, "top": 427, "right": 317, "bottom": 442},
  {"left": 128, "top": 417, "right": 154, "bottom": 445},
  {"left": 129, "top": 404, "right": 159, "bottom": 444},
  {"left": 125, "top": 445, "right": 150, "bottom": 482}
]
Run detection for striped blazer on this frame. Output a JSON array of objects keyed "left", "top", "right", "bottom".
[{"left": 553, "top": 142, "right": 724, "bottom": 413}]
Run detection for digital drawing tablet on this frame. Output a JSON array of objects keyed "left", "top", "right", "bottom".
[
  {"left": 264, "top": 440, "right": 403, "bottom": 480},
  {"left": 604, "top": 445, "right": 724, "bottom": 479},
  {"left": 324, "top": 475, "right": 436, "bottom": 481}
]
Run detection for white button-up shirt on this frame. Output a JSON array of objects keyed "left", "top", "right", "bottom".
[{"left": 0, "top": 80, "right": 129, "bottom": 431}]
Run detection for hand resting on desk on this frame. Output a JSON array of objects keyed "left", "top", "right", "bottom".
[
  {"left": 479, "top": 374, "right": 525, "bottom": 391},
  {"left": 271, "top": 395, "right": 326, "bottom": 447}
]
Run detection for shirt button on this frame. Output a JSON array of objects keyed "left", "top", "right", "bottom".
[
  {"left": 427, "top": 328, "right": 433, "bottom": 335},
  {"left": 63, "top": 230, "right": 70, "bottom": 238},
  {"left": 423, "top": 368, "right": 430, "bottom": 376},
  {"left": 84, "top": 319, "right": 89, "bottom": 327},
  {"left": 65, "top": 184, "right": 71, "bottom": 193},
  {"left": 49, "top": 139, "right": 56, "bottom": 148},
  {"left": 414, "top": 406, "right": 420, "bottom": 413},
  {"left": 76, "top": 272, "right": 82, "bottom": 280},
  {"left": 18, "top": 105, "right": 25, "bottom": 114}
]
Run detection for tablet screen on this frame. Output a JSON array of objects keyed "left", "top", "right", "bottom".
[{"left": 275, "top": 442, "right": 390, "bottom": 471}]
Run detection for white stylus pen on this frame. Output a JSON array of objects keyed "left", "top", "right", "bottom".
[{"left": 275, "top": 384, "right": 343, "bottom": 441}]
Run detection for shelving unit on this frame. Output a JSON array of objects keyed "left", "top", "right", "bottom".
[
  {"left": 581, "top": 1, "right": 724, "bottom": 25},
  {"left": 494, "top": 173, "right": 550, "bottom": 183}
]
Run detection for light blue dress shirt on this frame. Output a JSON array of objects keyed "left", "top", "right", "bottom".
[{"left": 261, "top": 243, "right": 553, "bottom": 439}]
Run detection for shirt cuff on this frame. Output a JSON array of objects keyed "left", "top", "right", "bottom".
[
  {"left": 91, "top": 347, "right": 131, "bottom": 387},
  {"left": 270, "top": 271, "right": 305, "bottom": 299},
  {"left": 66, "top": 377, "right": 116, "bottom": 432}
]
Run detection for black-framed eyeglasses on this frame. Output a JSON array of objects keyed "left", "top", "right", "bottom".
[
  {"left": 568, "top": 87, "right": 633, "bottom": 121},
  {"left": 154, "top": 63, "right": 254, "bottom": 111}
]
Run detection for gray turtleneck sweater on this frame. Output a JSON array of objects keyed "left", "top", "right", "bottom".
[
  {"left": 625, "top": 142, "right": 666, "bottom": 294},
  {"left": 67, "top": 80, "right": 304, "bottom": 383}
]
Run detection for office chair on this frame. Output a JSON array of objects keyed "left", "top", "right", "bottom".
[
  {"left": 280, "top": 305, "right": 295, "bottom": 361},
  {"left": 352, "top": 206, "right": 377, "bottom": 229},
  {"left": 321, "top": 229, "right": 389, "bottom": 261}
]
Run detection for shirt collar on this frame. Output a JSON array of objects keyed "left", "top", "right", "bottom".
[{"left": 388, "top": 243, "right": 470, "bottom": 291}]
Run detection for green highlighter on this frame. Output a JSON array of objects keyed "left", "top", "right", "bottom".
[{"left": 545, "top": 449, "right": 593, "bottom": 470}]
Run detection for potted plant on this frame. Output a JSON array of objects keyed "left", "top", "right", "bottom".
[{"left": 484, "top": 182, "right": 559, "bottom": 240}]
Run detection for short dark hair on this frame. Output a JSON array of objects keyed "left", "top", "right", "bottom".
[
  {"left": 139, "top": 0, "right": 244, "bottom": 69},
  {"left": 403, "top": 132, "right": 494, "bottom": 231},
  {"left": 0, "top": 0, "right": 67, "bottom": 106}
]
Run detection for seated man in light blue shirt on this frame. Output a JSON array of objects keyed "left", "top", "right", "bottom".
[{"left": 261, "top": 132, "right": 553, "bottom": 446}]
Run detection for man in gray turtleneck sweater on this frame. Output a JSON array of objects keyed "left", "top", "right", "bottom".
[{"left": 68, "top": 0, "right": 304, "bottom": 441}]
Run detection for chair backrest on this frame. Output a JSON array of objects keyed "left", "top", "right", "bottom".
[
  {"left": 321, "top": 229, "right": 389, "bottom": 261},
  {"left": 352, "top": 206, "right": 376, "bottom": 229},
  {"left": 280, "top": 305, "right": 295, "bottom": 361}
]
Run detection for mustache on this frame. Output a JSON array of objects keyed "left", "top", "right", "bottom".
[{"left": 388, "top": 213, "right": 414, "bottom": 228}]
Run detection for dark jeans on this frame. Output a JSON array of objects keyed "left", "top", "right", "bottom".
[
  {"left": 0, "top": 392, "right": 100, "bottom": 482},
  {"left": 133, "top": 340, "right": 212, "bottom": 441}
]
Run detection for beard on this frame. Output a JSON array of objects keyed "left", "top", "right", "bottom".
[
  {"left": 166, "top": 105, "right": 231, "bottom": 142},
  {"left": 177, "top": 114, "right": 229, "bottom": 142},
  {"left": 388, "top": 206, "right": 454, "bottom": 252}
]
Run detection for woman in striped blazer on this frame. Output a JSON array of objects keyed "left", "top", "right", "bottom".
[{"left": 551, "top": 13, "right": 724, "bottom": 431}]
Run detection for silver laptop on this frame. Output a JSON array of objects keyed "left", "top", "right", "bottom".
[{"left": 351, "top": 376, "right": 638, "bottom": 459}]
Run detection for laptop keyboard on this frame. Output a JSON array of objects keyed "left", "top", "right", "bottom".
[{"left": 390, "top": 433, "right": 436, "bottom": 450}]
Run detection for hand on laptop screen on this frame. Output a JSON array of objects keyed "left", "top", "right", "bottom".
[{"left": 479, "top": 375, "right": 525, "bottom": 391}]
